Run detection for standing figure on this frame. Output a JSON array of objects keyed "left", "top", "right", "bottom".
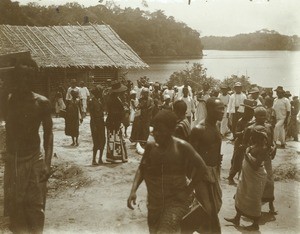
[
  {"left": 127, "top": 110, "right": 208, "bottom": 234},
  {"left": 194, "top": 91, "right": 207, "bottom": 127},
  {"left": 89, "top": 88, "right": 106, "bottom": 165},
  {"left": 161, "top": 94, "right": 172, "bottom": 110},
  {"left": 54, "top": 89, "right": 66, "bottom": 118},
  {"left": 272, "top": 86, "right": 291, "bottom": 148},
  {"left": 106, "top": 80, "right": 128, "bottom": 163},
  {"left": 179, "top": 87, "right": 195, "bottom": 124},
  {"left": 225, "top": 125, "right": 270, "bottom": 231},
  {"left": 227, "top": 82, "right": 247, "bottom": 140},
  {"left": 173, "top": 100, "right": 191, "bottom": 142},
  {"left": 4, "top": 59, "right": 53, "bottom": 234},
  {"left": 66, "top": 79, "right": 80, "bottom": 102},
  {"left": 287, "top": 96, "right": 299, "bottom": 141},
  {"left": 78, "top": 81, "right": 90, "bottom": 118},
  {"left": 65, "top": 90, "right": 83, "bottom": 146},
  {"left": 218, "top": 85, "right": 230, "bottom": 137},
  {"left": 129, "top": 90, "right": 138, "bottom": 123},
  {"left": 130, "top": 88, "right": 154, "bottom": 147},
  {"left": 227, "top": 99, "right": 257, "bottom": 185},
  {"left": 190, "top": 97, "right": 224, "bottom": 233},
  {"left": 162, "top": 83, "right": 175, "bottom": 102}
]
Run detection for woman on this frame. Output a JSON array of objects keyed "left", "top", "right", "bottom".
[
  {"left": 225, "top": 125, "right": 269, "bottom": 231},
  {"left": 89, "top": 88, "right": 106, "bottom": 165},
  {"left": 65, "top": 90, "right": 83, "bottom": 146},
  {"left": 130, "top": 88, "right": 154, "bottom": 149}
]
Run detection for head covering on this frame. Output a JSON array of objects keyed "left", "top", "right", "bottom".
[
  {"left": 234, "top": 82, "right": 242, "bottom": 87},
  {"left": 252, "top": 125, "right": 268, "bottom": 139},
  {"left": 285, "top": 91, "right": 292, "bottom": 97},
  {"left": 110, "top": 80, "right": 127, "bottom": 93},
  {"left": 274, "top": 86, "right": 285, "bottom": 92},
  {"left": 248, "top": 86, "right": 260, "bottom": 94},
  {"left": 241, "top": 99, "right": 257, "bottom": 109},
  {"left": 130, "top": 90, "right": 137, "bottom": 95},
  {"left": 164, "top": 94, "right": 171, "bottom": 100}
]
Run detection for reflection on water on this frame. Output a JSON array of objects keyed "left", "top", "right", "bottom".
[{"left": 128, "top": 50, "right": 300, "bottom": 96}]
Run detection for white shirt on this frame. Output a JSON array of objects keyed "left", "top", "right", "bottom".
[
  {"left": 227, "top": 93, "right": 247, "bottom": 113},
  {"left": 66, "top": 86, "right": 81, "bottom": 101},
  {"left": 218, "top": 93, "right": 230, "bottom": 106},
  {"left": 163, "top": 89, "right": 175, "bottom": 100},
  {"left": 177, "top": 85, "right": 193, "bottom": 100},
  {"left": 273, "top": 97, "right": 291, "bottom": 120},
  {"left": 79, "top": 87, "right": 90, "bottom": 99},
  {"left": 180, "top": 96, "right": 195, "bottom": 117}
]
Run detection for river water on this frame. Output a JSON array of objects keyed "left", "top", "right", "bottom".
[{"left": 128, "top": 50, "right": 300, "bottom": 96}]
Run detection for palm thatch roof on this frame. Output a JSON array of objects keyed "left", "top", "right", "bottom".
[{"left": 0, "top": 24, "right": 148, "bottom": 69}]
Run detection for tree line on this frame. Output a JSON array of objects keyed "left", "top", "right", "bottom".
[
  {"left": 201, "top": 29, "right": 300, "bottom": 51},
  {"left": 0, "top": 0, "right": 203, "bottom": 57}
]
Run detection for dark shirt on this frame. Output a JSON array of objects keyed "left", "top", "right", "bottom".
[
  {"left": 89, "top": 97, "right": 104, "bottom": 120},
  {"left": 6, "top": 92, "right": 51, "bottom": 157}
]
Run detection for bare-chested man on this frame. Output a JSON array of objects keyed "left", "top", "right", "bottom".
[
  {"left": 127, "top": 110, "right": 208, "bottom": 234},
  {"left": 4, "top": 60, "right": 53, "bottom": 233},
  {"left": 190, "top": 97, "right": 224, "bottom": 234}
]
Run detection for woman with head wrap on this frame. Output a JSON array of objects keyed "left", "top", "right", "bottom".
[{"left": 225, "top": 125, "right": 270, "bottom": 231}]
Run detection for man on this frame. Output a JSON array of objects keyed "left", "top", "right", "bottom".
[
  {"left": 179, "top": 87, "right": 195, "bottom": 124},
  {"left": 227, "top": 99, "right": 257, "bottom": 185},
  {"left": 227, "top": 82, "right": 247, "bottom": 140},
  {"left": 4, "top": 59, "right": 53, "bottom": 233},
  {"left": 127, "top": 110, "right": 208, "bottom": 234},
  {"left": 177, "top": 79, "right": 193, "bottom": 100},
  {"left": 162, "top": 83, "right": 175, "bottom": 102},
  {"left": 272, "top": 86, "right": 291, "bottom": 148},
  {"left": 218, "top": 85, "right": 230, "bottom": 137},
  {"left": 161, "top": 94, "right": 172, "bottom": 111},
  {"left": 248, "top": 86, "right": 263, "bottom": 106},
  {"left": 287, "top": 96, "right": 299, "bottom": 141},
  {"left": 78, "top": 81, "right": 90, "bottom": 117},
  {"left": 134, "top": 80, "right": 143, "bottom": 100},
  {"left": 190, "top": 97, "right": 225, "bottom": 233},
  {"left": 173, "top": 100, "right": 191, "bottom": 142},
  {"left": 66, "top": 79, "right": 81, "bottom": 102}
]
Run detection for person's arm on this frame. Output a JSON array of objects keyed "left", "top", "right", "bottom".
[
  {"left": 41, "top": 99, "right": 53, "bottom": 182},
  {"left": 284, "top": 99, "right": 291, "bottom": 128},
  {"left": 127, "top": 167, "right": 144, "bottom": 210}
]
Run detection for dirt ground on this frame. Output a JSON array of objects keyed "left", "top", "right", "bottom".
[{"left": 0, "top": 116, "right": 299, "bottom": 234}]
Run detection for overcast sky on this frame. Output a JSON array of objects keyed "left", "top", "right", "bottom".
[{"left": 17, "top": 0, "right": 300, "bottom": 36}]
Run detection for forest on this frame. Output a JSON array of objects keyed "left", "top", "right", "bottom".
[
  {"left": 201, "top": 29, "right": 300, "bottom": 51},
  {"left": 0, "top": 0, "right": 203, "bottom": 57}
]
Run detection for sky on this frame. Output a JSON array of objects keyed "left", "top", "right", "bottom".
[{"left": 17, "top": 0, "right": 300, "bottom": 37}]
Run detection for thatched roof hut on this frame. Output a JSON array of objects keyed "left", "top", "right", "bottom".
[
  {"left": 0, "top": 24, "right": 148, "bottom": 69},
  {"left": 0, "top": 24, "right": 148, "bottom": 100}
]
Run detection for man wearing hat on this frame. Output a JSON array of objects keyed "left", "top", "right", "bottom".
[
  {"left": 218, "top": 85, "right": 230, "bottom": 137},
  {"left": 248, "top": 86, "right": 263, "bottom": 106},
  {"left": 227, "top": 99, "right": 257, "bottom": 185},
  {"left": 227, "top": 82, "right": 247, "bottom": 140},
  {"left": 106, "top": 80, "right": 128, "bottom": 162},
  {"left": 272, "top": 86, "right": 291, "bottom": 148}
]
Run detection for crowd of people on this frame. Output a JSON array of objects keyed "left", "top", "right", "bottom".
[
  {"left": 1, "top": 55, "right": 299, "bottom": 233},
  {"left": 51, "top": 77, "right": 300, "bottom": 233}
]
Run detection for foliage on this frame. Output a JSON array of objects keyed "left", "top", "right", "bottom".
[
  {"left": 167, "top": 63, "right": 221, "bottom": 91},
  {"left": 220, "top": 75, "right": 252, "bottom": 91},
  {"left": 0, "top": 0, "right": 203, "bottom": 57},
  {"left": 201, "top": 29, "right": 300, "bottom": 51}
]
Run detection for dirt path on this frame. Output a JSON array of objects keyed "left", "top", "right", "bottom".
[{"left": 0, "top": 117, "right": 299, "bottom": 233}]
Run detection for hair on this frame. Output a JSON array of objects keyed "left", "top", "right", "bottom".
[
  {"left": 254, "top": 106, "right": 267, "bottom": 116},
  {"left": 173, "top": 100, "right": 187, "bottom": 116},
  {"left": 182, "top": 87, "right": 188, "bottom": 93},
  {"left": 206, "top": 97, "right": 221, "bottom": 112},
  {"left": 152, "top": 110, "right": 177, "bottom": 132}
]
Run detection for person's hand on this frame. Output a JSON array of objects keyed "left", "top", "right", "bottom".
[
  {"left": 39, "top": 164, "right": 51, "bottom": 182},
  {"left": 127, "top": 192, "right": 137, "bottom": 210}
]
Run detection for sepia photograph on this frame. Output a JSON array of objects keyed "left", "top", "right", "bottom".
[{"left": 0, "top": 0, "right": 299, "bottom": 233}]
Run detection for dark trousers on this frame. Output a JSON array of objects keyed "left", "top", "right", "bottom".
[{"left": 231, "top": 111, "right": 243, "bottom": 138}]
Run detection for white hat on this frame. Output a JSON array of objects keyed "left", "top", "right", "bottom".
[{"left": 130, "top": 90, "right": 137, "bottom": 95}]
